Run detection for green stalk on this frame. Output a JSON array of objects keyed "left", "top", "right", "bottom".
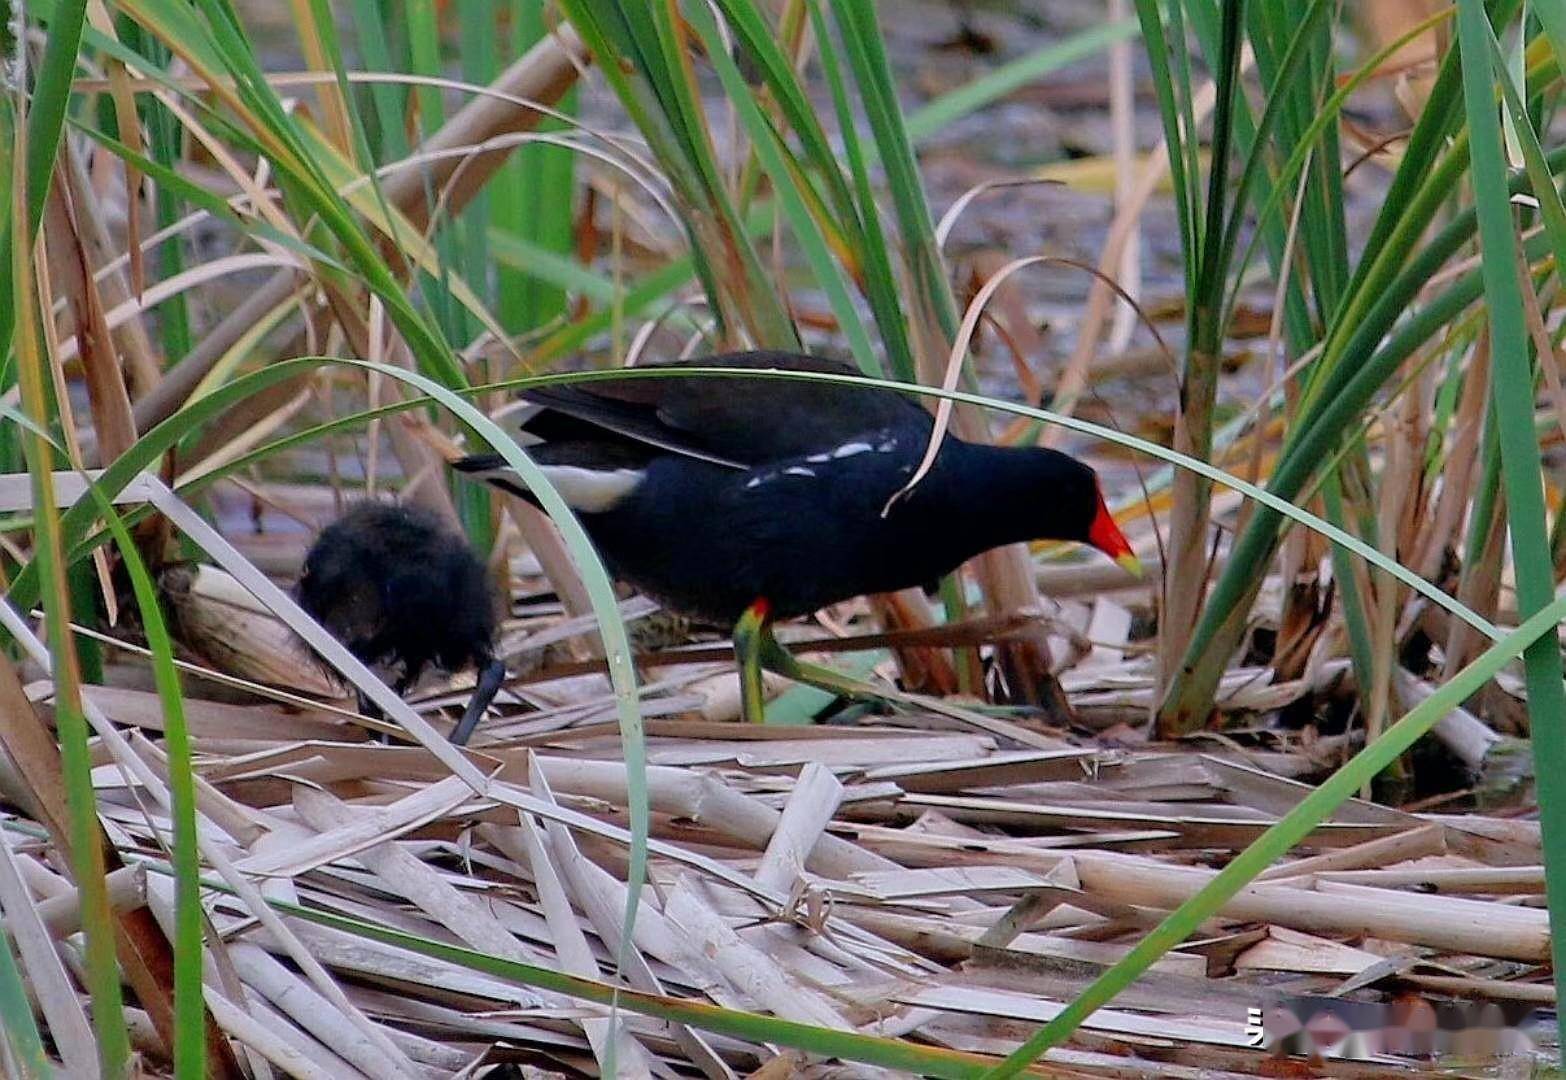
[
  {"left": 1161, "top": 140, "right": 1566, "bottom": 728},
  {"left": 1130, "top": 0, "right": 1198, "bottom": 265},
  {"left": 404, "top": 0, "right": 464, "bottom": 343},
  {"left": 9, "top": 86, "right": 131, "bottom": 1080},
  {"left": 683, "top": 1, "right": 878, "bottom": 372},
  {"left": 903, "top": 20, "right": 1140, "bottom": 142},
  {"left": 117, "top": 20, "right": 193, "bottom": 359},
  {"left": 808, "top": 0, "right": 915, "bottom": 378},
  {"left": 498, "top": 0, "right": 576, "bottom": 334},
  {"left": 84, "top": 484, "right": 208, "bottom": 1078},
  {"left": 1455, "top": 0, "right": 1566, "bottom": 1045},
  {"left": 1156, "top": 0, "right": 1248, "bottom": 719},
  {"left": 0, "top": 0, "right": 92, "bottom": 380},
  {"left": 830, "top": 0, "right": 960, "bottom": 339},
  {"left": 348, "top": 0, "right": 410, "bottom": 162},
  {"left": 555, "top": 0, "right": 800, "bottom": 347}
]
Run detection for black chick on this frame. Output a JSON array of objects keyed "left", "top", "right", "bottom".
[{"left": 296, "top": 502, "right": 505, "bottom": 745}]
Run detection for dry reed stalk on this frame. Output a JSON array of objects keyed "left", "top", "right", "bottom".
[
  {"left": 662, "top": 876, "right": 858, "bottom": 1031},
  {"left": 0, "top": 626, "right": 245, "bottom": 1075},
  {"left": 0, "top": 828, "right": 98, "bottom": 1076},
  {"left": 21, "top": 864, "right": 148, "bottom": 939},
  {"left": 754, "top": 763, "right": 844, "bottom": 894},
  {"left": 1398, "top": 973, "right": 1555, "bottom": 1004},
  {"left": 512, "top": 812, "right": 657, "bottom": 1076},
  {"left": 54, "top": 132, "right": 162, "bottom": 394},
  {"left": 64, "top": 673, "right": 421, "bottom": 1078},
  {"left": 1073, "top": 856, "right": 1549, "bottom": 960},
  {"left": 523, "top": 766, "right": 736, "bottom": 1079},
  {"left": 1312, "top": 865, "right": 1542, "bottom": 894},
  {"left": 1411, "top": 344, "right": 1489, "bottom": 583},
  {"left": 1254, "top": 823, "right": 1446, "bottom": 881}
]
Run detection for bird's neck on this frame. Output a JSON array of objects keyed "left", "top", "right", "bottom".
[{"left": 916, "top": 440, "right": 1053, "bottom": 551}]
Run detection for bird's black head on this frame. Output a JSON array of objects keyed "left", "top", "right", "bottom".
[
  {"left": 939, "top": 444, "right": 1138, "bottom": 572},
  {"left": 296, "top": 503, "right": 498, "bottom": 677}
]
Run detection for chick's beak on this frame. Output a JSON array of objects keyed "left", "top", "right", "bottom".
[{"left": 1088, "top": 491, "right": 1142, "bottom": 578}]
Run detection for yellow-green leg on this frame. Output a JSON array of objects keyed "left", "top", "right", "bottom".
[
  {"left": 734, "top": 599, "right": 870, "bottom": 722},
  {"left": 735, "top": 599, "right": 1029, "bottom": 735},
  {"left": 738, "top": 602, "right": 898, "bottom": 717},
  {"left": 733, "top": 599, "right": 772, "bottom": 723}
]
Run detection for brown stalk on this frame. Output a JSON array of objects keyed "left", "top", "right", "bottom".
[
  {"left": 1356, "top": 0, "right": 1443, "bottom": 118},
  {"left": 284, "top": 0, "right": 355, "bottom": 155},
  {"left": 48, "top": 158, "right": 138, "bottom": 464},
  {"left": 53, "top": 136, "right": 162, "bottom": 397},
  {"left": 380, "top": 25, "right": 587, "bottom": 234},
  {"left": 1429, "top": 331, "right": 1504, "bottom": 682},
  {"left": 313, "top": 281, "right": 459, "bottom": 524},
  {"left": 1413, "top": 344, "right": 1488, "bottom": 585},
  {"left": 865, "top": 590, "right": 960, "bottom": 696},
  {"left": 1155, "top": 363, "right": 1219, "bottom": 731},
  {"left": 1362, "top": 389, "right": 1425, "bottom": 793},
  {"left": 1443, "top": 471, "right": 1508, "bottom": 680}
]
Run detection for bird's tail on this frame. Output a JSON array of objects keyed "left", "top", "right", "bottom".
[
  {"left": 451, "top": 454, "right": 537, "bottom": 503},
  {"left": 453, "top": 454, "right": 645, "bottom": 514}
]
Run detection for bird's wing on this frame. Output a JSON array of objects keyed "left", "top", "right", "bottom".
[{"left": 516, "top": 351, "right": 928, "bottom": 467}]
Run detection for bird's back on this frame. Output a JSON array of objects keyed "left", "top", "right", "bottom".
[{"left": 513, "top": 351, "right": 931, "bottom": 469}]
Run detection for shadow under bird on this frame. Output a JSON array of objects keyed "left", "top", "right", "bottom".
[
  {"left": 454, "top": 351, "right": 1140, "bottom": 721},
  {"left": 296, "top": 502, "right": 505, "bottom": 744}
]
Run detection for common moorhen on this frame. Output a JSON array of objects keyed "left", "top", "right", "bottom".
[
  {"left": 455, "top": 351, "right": 1139, "bottom": 720},
  {"left": 296, "top": 503, "right": 505, "bottom": 744}
]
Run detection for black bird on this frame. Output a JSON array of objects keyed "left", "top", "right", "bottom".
[
  {"left": 454, "top": 351, "right": 1139, "bottom": 720},
  {"left": 296, "top": 503, "right": 505, "bottom": 745}
]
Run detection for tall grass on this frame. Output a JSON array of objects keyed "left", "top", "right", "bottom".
[{"left": 0, "top": 0, "right": 1563, "bottom": 1073}]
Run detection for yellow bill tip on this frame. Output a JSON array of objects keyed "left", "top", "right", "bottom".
[{"left": 1115, "top": 552, "right": 1145, "bottom": 579}]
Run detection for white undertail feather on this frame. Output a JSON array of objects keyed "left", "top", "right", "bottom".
[{"left": 473, "top": 464, "right": 645, "bottom": 512}]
